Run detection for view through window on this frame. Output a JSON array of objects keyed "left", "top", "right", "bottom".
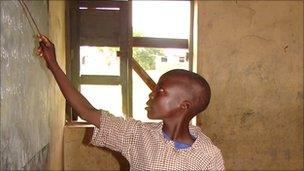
[
  {"left": 132, "top": 1, "right": 190, "bottom": 122},
  {"left": 77, "top": 1, "right": 191, "bottom": 122},
  {"left": 78, "top": 46, "right": 122, "bottom": 121}
]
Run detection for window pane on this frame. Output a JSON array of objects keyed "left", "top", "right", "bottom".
[
  {"left": 132, "top": 1, "right": 190, "bottom": 39},
  {"left": 133, "top": 48, "right": 189, "bottom": 81},
  {"left": 132, "top": 70, "right": 161, "bottom": 123},
  {"left": 80, "top": 46, "right": 120, "bottom": 76},
  {"left": 132, "top": 48, "right": 189, "bottom": 122},
  {"left": 79, "top": 85, "right": 123, "bottom": 121}
]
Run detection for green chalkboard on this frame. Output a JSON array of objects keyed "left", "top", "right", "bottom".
[{"left": 1, "top": 1, "right": 50, "bottom": 170}]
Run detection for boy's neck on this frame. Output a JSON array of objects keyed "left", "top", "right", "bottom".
[{"left": 162, "top": 120, "right": 195, "bottom": 145}]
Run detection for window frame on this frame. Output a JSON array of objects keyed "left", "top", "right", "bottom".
[{"left": 66, "top": 0, "right": 194, "bottom": 123}]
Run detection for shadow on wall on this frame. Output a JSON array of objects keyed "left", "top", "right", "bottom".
[
  {"left": 83, "top": 128, "right": 130, "bottom": 170},
  {"left": 63, "top": 127, "right": 130, "bottom": 170},
  {"left": 99, "top": 147, "right": 130, "bottom": 171}
]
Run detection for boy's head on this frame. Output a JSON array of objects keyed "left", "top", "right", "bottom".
[{"left": 146, "top": 69, "right": 211, "bottom": 120}]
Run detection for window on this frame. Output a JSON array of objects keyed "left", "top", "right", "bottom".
[
  {"left": 161, "top": 57, "right": 167, "bottom": 63},
  {"left": 67, "top": 1, "right": 193, "bottom": 123},
  {"left": 78, "top": 46, "right": 122, "bottom": 121},
  {"left": 132, "top": 1, "right": 191, "bottom": 122},
  {"left": 179, "top": 57, "right": 185, "bottom": 63},
  {"left": 80, "top": 46, "right": 120, "bottom": 76},
  {"left": 132, "top": 1, "right": 190, "bottom": 39}
]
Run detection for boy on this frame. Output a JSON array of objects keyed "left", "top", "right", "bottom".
[{"left": 37, "top": 35, "right": 224, "bottom": 170}]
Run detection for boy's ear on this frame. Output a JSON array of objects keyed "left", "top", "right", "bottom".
[{"left": 180, "top": 100, "right": 191, "bottom": 110}]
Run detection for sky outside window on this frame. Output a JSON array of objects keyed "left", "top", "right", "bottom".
[
  {"left": 132, "top": 1, "right": 190, "bottom": 39},
  {"left": 132, "top": 1, "right": 191, "bottom": 122}
]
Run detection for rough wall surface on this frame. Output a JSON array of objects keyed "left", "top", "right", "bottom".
[
  {"left": 0, "top": 1, "right": 50, "bottom": 170},
  {"left": 23, "top": 145, "right": 48, "bottom": 170},
  {"left": 46, "top": 1, "right": 66, "bottom": 170},
  {"left": 64, "top": 126, "right": 129, "bottom": 171},
  {"left": 196, "top": 1, "right": 303, "bottom": 170}
]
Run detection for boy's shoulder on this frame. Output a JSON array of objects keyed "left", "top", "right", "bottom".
[
  {"left": 189, "top": 125, "right": 222, "bottom": 155},
  {"left": 124, "top": 118, "right": 162, "bottom": 132},
  {"left": 125, "top": 117, "right": 161, "bottom": 128}
]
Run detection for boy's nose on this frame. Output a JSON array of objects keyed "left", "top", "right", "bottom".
[{"left": 149, "top": 92, "right": 155, "bottom": 99}]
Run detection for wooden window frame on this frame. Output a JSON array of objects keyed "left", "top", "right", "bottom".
[{"left": 65, "top": 0, "right": 194, "bottom": 124}]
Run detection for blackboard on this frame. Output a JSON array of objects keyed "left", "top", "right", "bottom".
[{"left": 1, "top": 1, "right": 50, "bottom": 170}]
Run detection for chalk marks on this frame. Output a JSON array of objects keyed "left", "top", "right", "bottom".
[{"left": 1, "top": 1, "right": 50, "bottom": 170}]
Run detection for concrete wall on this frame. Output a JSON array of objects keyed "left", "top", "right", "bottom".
[
  {"left": 46, "top": 1, "right": 66, "bottom": 170},
  {"left": 64, "top": 126, "right": 129, "bottom": 170},
  {"left": 195, "top": 1, "right": 303, "bottom": 170},
  {"left": 1, "top": 1, "right": 50, "bottom": 170}
]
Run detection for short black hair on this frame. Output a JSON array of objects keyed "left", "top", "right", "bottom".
[{"left": 163, "top": 69, "right": 211, "bottom": 115}]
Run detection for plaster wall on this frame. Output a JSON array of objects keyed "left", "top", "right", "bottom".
[
  {"left": 46, "top": 1, "right": 66, "bottom": 170},
  {"left": 64, "top": 126, "right": 129, "bottom": 170},
  {"left": 195, "top": 1, "right": 303, "bottom": 170}
]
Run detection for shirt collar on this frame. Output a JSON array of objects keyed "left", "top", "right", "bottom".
[{"left": 153, "top": 122, "right": 205, "bottom": 151}]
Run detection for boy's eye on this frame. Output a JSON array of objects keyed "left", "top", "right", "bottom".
[{"left": 159, "top": 88, "right": 165, "bottom": 93}]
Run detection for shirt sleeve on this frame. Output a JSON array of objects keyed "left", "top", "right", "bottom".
[
  {"left": 207, "top": 149, "right": 225, "bottom": 171},
  {"left": 90, "top": 109, "right": 142, "bottom": 153}
]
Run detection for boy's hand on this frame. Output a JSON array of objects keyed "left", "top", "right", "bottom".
[{"left": 36, "top": 34, "right": 58, "bottom": 69}]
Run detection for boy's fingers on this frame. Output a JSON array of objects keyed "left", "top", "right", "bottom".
[
  {"left": 36, "top": 51, "right": 43, "bottom": 57},
  {"left": 40, "top": 36, "right": 49, "bottom": 44},
  {"left": 42, "top": 35, "right": 52, "bottom": 47},
  {"left": 37, "top": 35, "right": 52, "bottom": 47},
  {"left": 37, "top": 34, "right": 43, "bottom": 42},
  {"left": 39, "top": 41, "right": 46, "bottom": 49}
]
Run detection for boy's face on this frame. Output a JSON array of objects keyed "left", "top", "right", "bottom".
[{"left": 146, "top": 74, "right": 190, "bottom": 119}]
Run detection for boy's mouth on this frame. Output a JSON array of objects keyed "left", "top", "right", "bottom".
[
  {"left": 145, "top": 103, "right": 150, "bottom": 111},
  {"left": 145, "top": 100, "right": 153, "bottom": 111}
]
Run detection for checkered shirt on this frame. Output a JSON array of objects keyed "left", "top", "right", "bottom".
[{"left": 91, "top": 110, "right": 225, "bottom": 171}]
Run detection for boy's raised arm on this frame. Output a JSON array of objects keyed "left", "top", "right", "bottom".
[{"left": 37, "top": 35, "right": 101, "bottom": 127}]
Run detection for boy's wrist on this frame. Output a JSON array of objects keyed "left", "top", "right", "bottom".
[{"left": 48, "top": 60, "right": 60, "bottom": 70}]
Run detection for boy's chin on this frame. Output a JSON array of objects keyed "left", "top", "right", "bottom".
[
  {"left": 147, "top": 115, "right": 161, "bottom": 120},
  {"left": 147, "top": 113, "right": 153, "bottom": 119},
  {"left": 147, "top": 110, "right": 162, "bottom": 120},
  {"left": 147, "top": 112, "right": 156, "bottom": 119}
]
